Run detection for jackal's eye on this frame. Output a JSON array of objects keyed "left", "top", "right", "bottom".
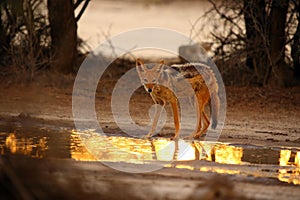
[
  {"left": 143, "top": 78, "right": 148, "bottom": 82},
  {"left": 151, "top": 79, "right": 156, "bottom": 83}
]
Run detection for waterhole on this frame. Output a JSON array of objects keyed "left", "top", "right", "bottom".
[{"left": 0, "top": 126, "right": 299, "bottom": 185}]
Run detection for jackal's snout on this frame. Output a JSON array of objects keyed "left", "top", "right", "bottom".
[{"left": 144, "top": 83, "right": 154, "bottom": 93}]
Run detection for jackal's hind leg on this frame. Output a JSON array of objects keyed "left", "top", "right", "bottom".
[
  {"left": 144, "top": 103, "right": 164, "bottom": 138},
  {"left": 187, "top": 93, "right": 211, "bottom": 140},
  {"left": 170, "top": 99, "right": 180, "bottom": 140},
  {"left": 194, "top": 111, "right": 210, "bottom": 138},
  {"left": 185, "top": 95, "right": 202, "bottom": 140}
]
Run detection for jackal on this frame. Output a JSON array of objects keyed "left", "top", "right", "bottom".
[{"left": 136, "top": 58, "right": 219, "bottom": 139}]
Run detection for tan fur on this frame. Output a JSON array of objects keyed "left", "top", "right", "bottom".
[{"left": 136, "top": 58, "right": 219, "bottom": 139}]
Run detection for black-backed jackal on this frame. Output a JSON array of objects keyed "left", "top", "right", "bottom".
[{"left": 136, "top": 58, "right": 219, "bottom": 140}]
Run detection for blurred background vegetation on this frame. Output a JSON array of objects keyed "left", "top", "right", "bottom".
[
  {"left": 0, "top": 0, "right": 90, "bottom": 83},
  {"left": 0, "top": 0, "right": 299, "bottom": 87},
  {"left": 200, "top": 0, "right": 300, "bottom": 87}
]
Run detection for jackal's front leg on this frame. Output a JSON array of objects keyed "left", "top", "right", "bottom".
[{"left": 145, "top": 103, "right": 164, "bottom": 138}]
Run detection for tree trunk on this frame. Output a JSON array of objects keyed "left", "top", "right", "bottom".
[
  {"left": 47, "top": 0, "right": 77, "bottom": 74},
  {"left": 292, "top": 2, "right": 300, "bottom": 79},
  {"left": 267, "top": 0, "right": 289, "bottom": 86},
  {"left": 0, "top": 4, "right": 5, "bottom": 52},
  {"left": 0, "top": 1, "right": 9, "bottom": 53},
  {"left": 243, "top": 0, "right": 268, "bottom": 85}
]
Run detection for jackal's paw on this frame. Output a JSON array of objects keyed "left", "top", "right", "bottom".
[
  {"left": 194, "top": 133, "right": 206, "bottom": 139},
  {"left": 142, "top": 134, "right": 153, "bottom": 139},
  {"left": 171, "top": 136, "right": 179, "bottom": 141},
  {"left": 184, "top": 131, "right": 201, "bottom": 140},
  {"left": 183, "top": 135, "right": 195, "bottom": 141}
]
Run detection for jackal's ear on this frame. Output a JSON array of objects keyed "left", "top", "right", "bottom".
[
  {"left": 136, "top": 58, "right": 146, "bottom": 73},
  {"left": 155, "top": 60, "right": 165, "bottom": 72}
]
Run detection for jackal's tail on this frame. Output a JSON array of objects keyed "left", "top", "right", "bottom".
[{"left": 210, "top": 91, "right": 220, "bottom": 129}]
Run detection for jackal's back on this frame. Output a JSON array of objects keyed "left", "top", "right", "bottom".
[
  {"left": 167, "top": 63, "right": 219, "bottom": 128},
  {"left": 165, "top": 63, "right": 218, "bottom": 92}
]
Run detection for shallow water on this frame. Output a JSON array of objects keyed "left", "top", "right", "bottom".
[{"left": 0, "top": 126, "right": 299, "bottom": 185}]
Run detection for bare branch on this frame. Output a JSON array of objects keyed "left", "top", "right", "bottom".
[
  {"left": 75, "top": 0, "right": 90, "bottom": 22},
  {"left": 74, "top": 0, "right": 84, "bottom": 9}
]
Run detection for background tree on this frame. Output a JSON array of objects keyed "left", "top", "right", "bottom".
[
  {"left": 47, "top": 0, "right": 90, "bottom": 74},
  {"left": 291, "top": 0, "right": 300, "bottom": 78},
  {"left": 0, "top": 0, "right": 90, "bottom": 80},
  {"left": 243, "top": 0, "right": 268, "bottom": 79},
  {"left": 200, "top": 0, "right": 299, "bottom": 87},
  {"left": 47, "top": 0, "right": 77, "bottom": 74},
  {"left": 0, "top": 0, "right": 50, "bottom": 80},
  {"left": 268, "top": 0, "right": 289, "bottom": 86}
]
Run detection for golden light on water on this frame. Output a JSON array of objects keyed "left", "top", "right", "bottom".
[
  {"left": 2, "top": 133, "right": 48, "bottom": 158},
  {"left": 0, "top": 131, "right": 245, "bottom": 165},
  {"left": 151, "top": 139, "right": 196, "bottom": 161},
  {"left": 152, "top": 139, "right": 175, "bottom": 161},
  {"left": 70, "top": 133, "right": 96, "bottom": 161},
  {"left": 279, "top": 149, "right": 291, "bottom": 166},
  {"left": 214, "top": 144, "right": 243, "bottom": 165},
  {"left": 199, "top": 167, "right": 240, "bottom": 175},
  {"left": 175, "top": 164, "right": 195, "bottom": 170},
  {"left": 5, "top": 133, "right": 17, "bottom": 153},
  {"left": 71, "top": 131, "right": 244, "bottom": 166},
  {"left": 295, "top": 152, "right": 300, "bottom": 167},
  {"left": 72, "top": 133, "right": 198, "bottom": 163},
  {"left": 194, "top": 141, "right": 213, "bottom": 161},
  {"left": 71, "top": 132, "right": 300, "bottom": 185},
  {"left": 176, "top": 140, "right": 196, "bottom": 161},
  {"left": 278, "top": 149, "right": 300, "bottom": 185},
  {"left": 71, "top": 131, "right": 154, "bottom": 163},
  {"left": 1, "top": 130, "right": 300, "bottom": 185}
]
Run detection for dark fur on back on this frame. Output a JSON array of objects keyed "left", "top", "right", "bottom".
[{"left": 167, "top": 63, "right": 219, "bottom": 129}]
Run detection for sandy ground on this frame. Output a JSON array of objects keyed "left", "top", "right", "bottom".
[
  {"left": 1, "top": 83, "right": 299, "bottom": 147},
  {"left": 2, "top": 156, "right": 300, "bottom": 200},
  {"left": 0, "top": 81, "right": 300, "bottom": 199}
]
